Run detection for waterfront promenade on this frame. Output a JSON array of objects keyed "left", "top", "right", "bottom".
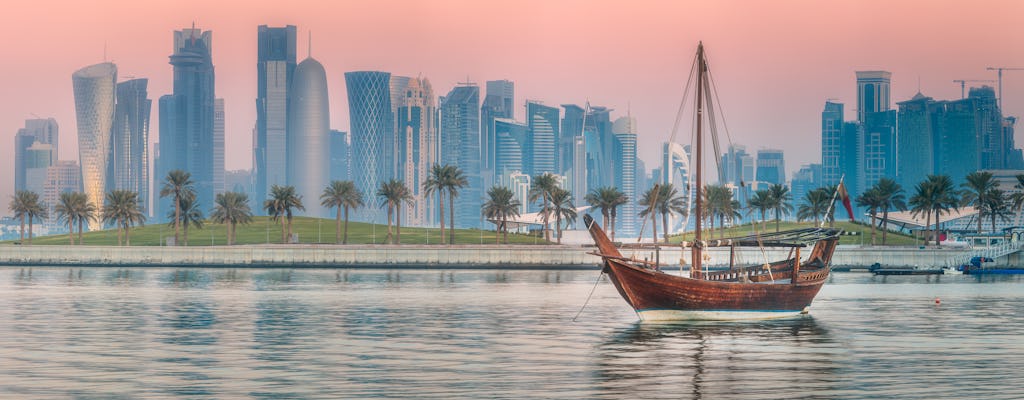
[{"left": 0, "top": 244, "right": 1007, "bottom": 269}]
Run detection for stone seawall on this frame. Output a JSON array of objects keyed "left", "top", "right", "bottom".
[{"left": 0, "top": 244, "right": 1001, "bottom": 269}]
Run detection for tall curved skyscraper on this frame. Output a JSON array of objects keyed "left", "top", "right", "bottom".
[
  {"left": 72, "top": 62, "right": 117, "bottom": 231},
  {"left": 345, "top": 71, "right": 392, "bottom": 223},
  {"left": 287, "top": 57, "right": 330, "bottom": 217}
]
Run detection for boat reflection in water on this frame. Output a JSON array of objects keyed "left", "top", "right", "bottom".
[{"left": 594, "top": 318, "right": 841, "bottom": 399}]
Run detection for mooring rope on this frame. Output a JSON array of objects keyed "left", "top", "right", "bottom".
[{"left": 572, "top": 271, "right": 605, "bottom": 322}]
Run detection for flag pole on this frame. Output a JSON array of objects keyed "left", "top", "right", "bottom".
[{"left": 823, "top": 174, "right": 845, "bottom": 228}]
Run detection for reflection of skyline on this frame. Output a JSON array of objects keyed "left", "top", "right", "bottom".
[{"left": 594, "top": 318, "right": 840, "bottom": 398}]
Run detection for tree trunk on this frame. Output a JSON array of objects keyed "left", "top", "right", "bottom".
[
  {"left": 126, "top": 224, "right": 131, "bottom": 246},
  {"left": 449, "top": 194, "right": 456, "bottom": 245},
  {"left": 343, "top": 206, "right": 350, "bottom": 244},
  {"left": 336, "top": 206, "right": 342, "bottom": 244},
  {"left": 543, "top": 197, "right": 551, "bottom": 243},
  {"left": 775, "top": 210, "right": 780, "bottom": 233},
  {"left": 183, "top": 224, "right": 189, "bottom": 246},
  {"left": 385, "top": 203, "right": 394, "bottom": 244},
  {"left": 556, "top": 213, "right": 562, "bottom": 244},
  {"left": 496, "top": 219, "right": 501, "bottom": 244},
  {"left": 27, "top": 217, "right": 33, "bottom": 245},
  {"left": 870, "top": 212, "right": 877, "bottom": 245},
  {"left": 68, "top": 220, "right": 75, "bottom": 245},
  {"left": 117, "top": 223, "right": 123, "bottom": 246},
  {"left": 934, "top": 210, "right": 941, "bottom": 246},
  {"left": 977, "top": 205, "right": 983, "bottom": 234},
  {"left": 610, "top": 209, "right": 618, "bottom": 242},
  {"left": 287, "top": 215, "right": 294, "bottom": 243},
  {"left": 78, "top": 220, "right": 83, "bottom": 245},
  {"left": 174, "top": 195, "right": 181, "bottom": 246},
  {"left": 651, "top": 212, "right": 658, "bottom": 244},
  {"left": 19, "top": 215, "right": 24, "bottom": 243},
  {"left": 438, "top": 192, "right": 446, "bottom": 245},
  {"left": 502, "top": 216, "right": 508, "bottom": 244},
  {"left": 281, "top": 216, "right": 287, "bottom": 243},
  {"left": 663, "top": 212, "right": 670, "bottom": 243},
  {"left": 881, "top": 206, "right": 890, "bottom": 245},
  {"left": 396, "top": 203, "right": 402, "bottom": 244},
  {"left": 602, "top": 210, "right": 609, "bottom": 234}
]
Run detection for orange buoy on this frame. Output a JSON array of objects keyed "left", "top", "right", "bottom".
[{"left": 934, "top": 297, "right": 941, "bottom": 304}]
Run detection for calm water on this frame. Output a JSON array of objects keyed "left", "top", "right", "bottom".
[{"left": 1, "top": 267, "right": 1022, "bottom": 399}]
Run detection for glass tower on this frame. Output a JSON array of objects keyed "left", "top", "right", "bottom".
[
  {"left": 14, "top": 118, "right": 58, "bottom": 193},
  {"left": 72, "top": 62, "right": 117, "bottom": 231},
  {"left": 109, "top": 78, "right": 151, "bottom": 215},
  {"left": 287, "top": 57, "right": 330, "bottom": 217},
  {"left": 255, "top": 25, "right": 296, "bottom": 208},
  {"left": 526, "top": 101, "right": 560, "bottom": 176},
  {"left": 159, "top": 28, "right": 217, "bottom": 220},
  {"left": 395, "top": 77, "right": 437, "bottom": 226},
  {"left": 439, "top": 84, "right": 482, "bottom": 229},
  {"left": 345, "top": 71, "right": 393, "bottom": 223}
]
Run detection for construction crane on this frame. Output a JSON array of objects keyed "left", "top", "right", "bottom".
[
  {"left": 953, "top": 79, "right": 995, "bottom": 99},
  {"left": 987, "top": 67, "right": 1024, "bottom": 109}
]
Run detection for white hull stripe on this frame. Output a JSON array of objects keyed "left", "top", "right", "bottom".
[{"left": 637, "top": 307, "right": 809, "bottom": 321}]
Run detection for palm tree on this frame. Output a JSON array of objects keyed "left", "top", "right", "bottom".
[
  {"left": 210, "top": 191, "right": 253, "bottom": 245},
  {"left": 656, "top": 184, "right": 688, "bottom": 242},
  {"left": 1011, "top": 174, "right": 1024, "bottom": 211},
  {"left": 983, "top": 188, "right": 1011, "bottom": 233},
  {"left": 321, "top": 181, "right": 363, "bottom": 244},
  {"left": 875, "top": 178, "right": 907, "bottom": 245},
  {"left": 168, "top": 194, "right": 204, "bottom": 246},
  {"left": 101, "top": 190, "right": 146, "bottom": 246},
  {"left": 542, "top": 187, "right": 576, "bottom": 244},
  {"left": 159, "top": 170, "right": 195, "bottom": 246},
  {"left": 747, "top": 189, "right": 772, "bottom": 232},
  {"left": 74, "top": 192, "right": 97, "bottom": 245},
  {"left": 797, "top": 188, "right": 831, "bottom": 225},
  {"left": 585, "top": 187, "right": 628, "bottom": 240},
  {"left": 55, "top": 192, "right": 78, "bottom": 245},
  {"left": 927, "top": 174, "right": 959, "bottom": 245},
  {"left": 530, "top": 173, "right": 560, "bottom": 242},
  {"left": 8, "top": 191, "right": 46, "bottom": 244},
  {"left": 425, "top": 164, "right": 468, "bottom": 245},
  {"left": 482, "top": 186, "right": 521, "bottom": 244},
  {"left": 909, "top": 179, "right": 936, "bottom": 245},
  {"left": 766, "top": 184, "right": 793, "bottom": 232},
  {"left": 639, "top": 186, "right": 661, "bottom": 243},
  {"left": 264, "top": 184, "right": 305, "bottom": 244},
  {"left": 377, "top": 179, "right": 413, "bottom": 244},
  {"left": 856, "top": 187, "right": 884, "bottom": 245},
  {"left": 424, "top": 164, "right": 448, "bottom": 244},
  {"left": 960, "top": 171, "right": 998, "bottom": 234},
  {"left": 704, "top": 185, "right": 737, "bottom": 239}
]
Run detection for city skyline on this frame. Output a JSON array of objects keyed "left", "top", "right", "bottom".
[{"left": 2, "top": 1, "right": 1024, "bottom": 211}]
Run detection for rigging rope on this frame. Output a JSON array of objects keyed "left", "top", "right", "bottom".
[{"left": 572, "top": 271, "right": 604, "bottom": 322}]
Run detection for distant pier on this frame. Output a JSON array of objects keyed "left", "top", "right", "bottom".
[{"left": 1, "top": 244, "right": 1018, "bottom": 269}]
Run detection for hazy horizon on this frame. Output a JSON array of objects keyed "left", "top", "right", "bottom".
[{"left": 3, "top": 0, "right": 1023, "bottom": 214}]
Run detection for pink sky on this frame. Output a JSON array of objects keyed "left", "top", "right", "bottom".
[{"left": 3, "top": 0, "right": 1023, "bottom": 212}]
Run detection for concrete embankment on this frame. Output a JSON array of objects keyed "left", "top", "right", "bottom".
[{"left": 1, "top": 244, "right": 1011, "bottom": 269}]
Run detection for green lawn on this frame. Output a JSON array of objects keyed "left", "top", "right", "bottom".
[
  {"left": 666, "top": 220, "right": 921, "bottom": 246},
  {"left": 8, "top": 216, "right": 549, "bottom": 246}
]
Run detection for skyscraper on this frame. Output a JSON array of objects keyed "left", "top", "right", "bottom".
[
  {"left": 394, "top": 77, "right": 436, "bottom": 226},
  {"left": 562, "top": 104, "right": 586, "bottom": 202},
  {"left": 214, "top": 98, "right": 225, "bottom": 195},
  {"left": 481, "top": 80, "right": 514, "bottom": 179},
  {"left": 856, "top": 71, "right": 891, "bottom": 122},
  {"left": 345, "top": 71, "right": 393, "bottom": 223},
  {"left": 584, "top": 106, "right": 614, "bottom": 193},
  {"left": 896, "top": 92, "right": 936, "bottom": 189},
  {"left": 860, "top": 110, "right": 896, "bottom": 192},
  {"left": 109, "top": 78, "right": 151, "bottom": 214},
  {"left": 821, "top": 101, "right": 844, "bottom": 186},
  {"left": 755, "top": 149, "right": 785, "bottom": 186},
  {"left": 287, "top": 56, "right": 330, "bottom": 217},
  {"left": 14, "top": 118, "right": 58, "bottom": 193},
  {"left": 493, "top": 118, "right": 528, "bottom": 179},
  {"left": 790, "top": 163, "right": 822, "bottom": 208},
  {"left": 612, "top": 116, "right": 638, "bottom": 237},
  {"left": 72, "top": 62, "right": 117, "bottom": 231},
  {"left": 44, "top": 160, "right": 81, "bottom": 222},
  {"left": 720, "top": 144, "right": 753, "bottom": 187},
  {"left": 159, "top": 27, "right": 217, "bottom": 220},
  {"left": 255, "top": 25, "right": 296, "bottom": 206},
  {"left": 526, "top": 101, "right": 560, "bottom": 176},
  {"left": 439, "top": 84, "right": 481, "bottom": 229},
  {"left": 329, "top": 130, "right": 350, "bottom": 183}
]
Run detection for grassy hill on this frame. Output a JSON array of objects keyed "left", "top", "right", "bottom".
[
  {"left": 665, "top": 220, "right": 921, "bottom": 246},
  {"left": 9, "top": 216, "right": 549, "bottom": 246}
]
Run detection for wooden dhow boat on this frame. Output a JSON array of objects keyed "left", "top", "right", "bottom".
[{"left": 584, "top": 42, "right": 842, "bottom": 321}]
